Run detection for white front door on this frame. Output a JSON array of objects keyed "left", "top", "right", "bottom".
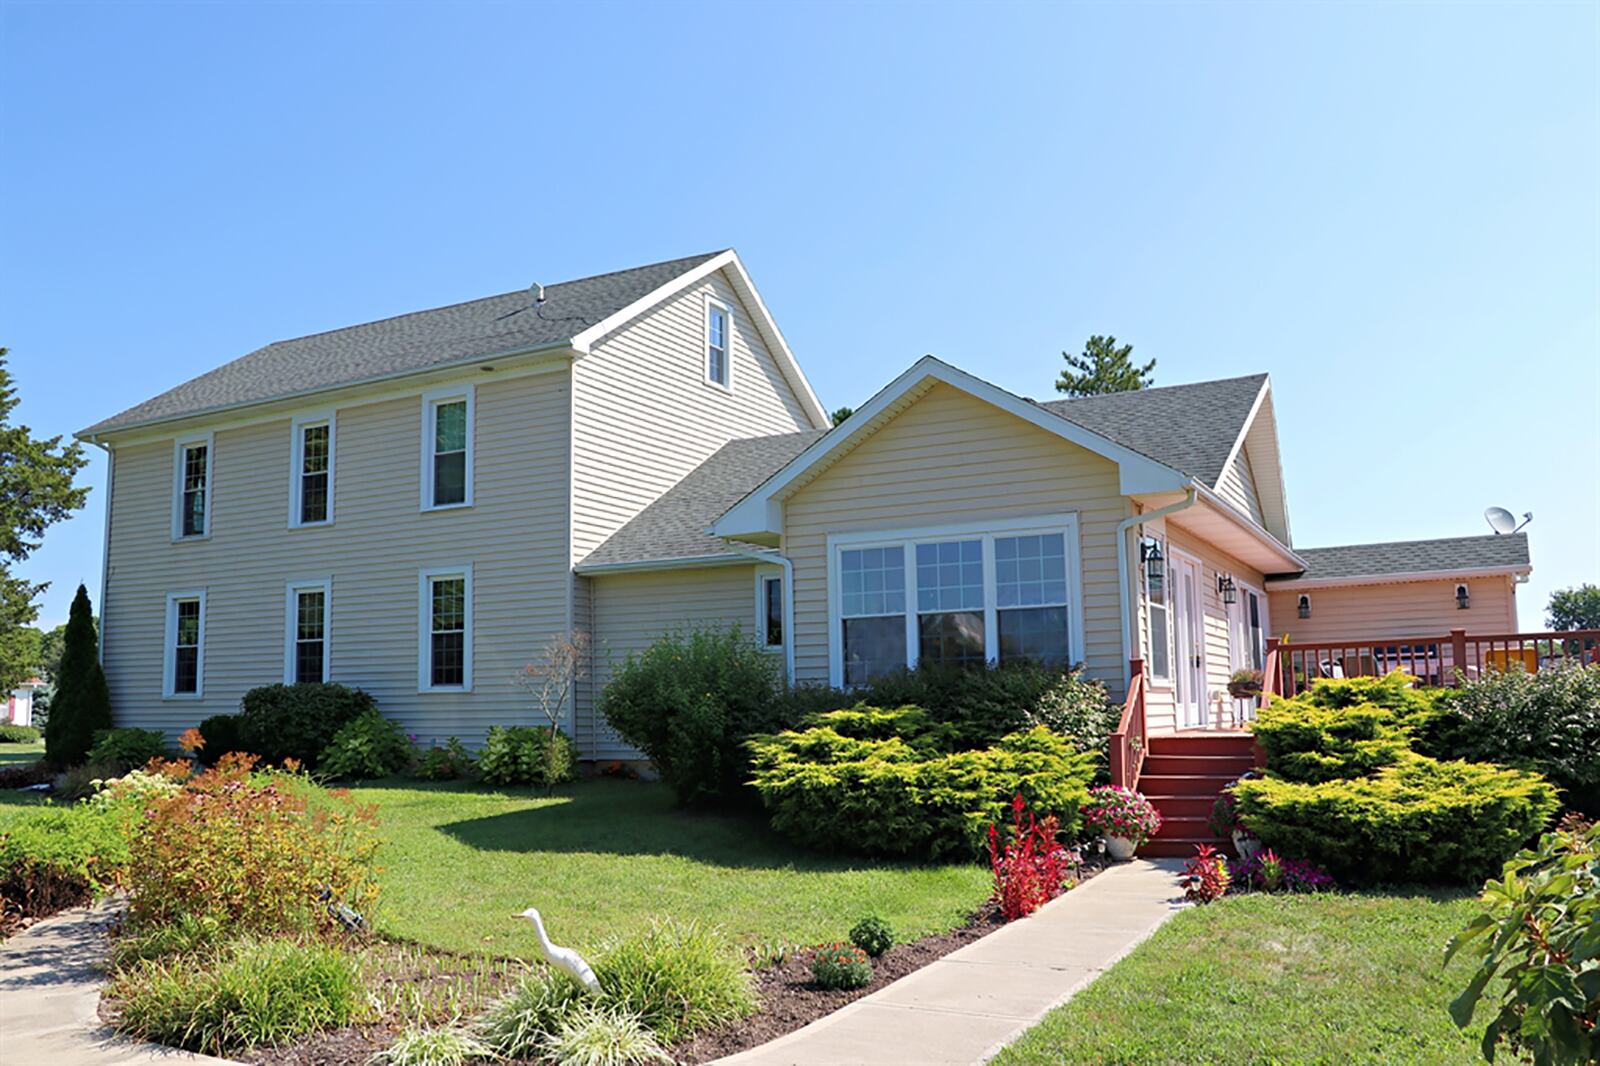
[{"left": 1172, "top": 554, "right": 1205, "bottom": 728}]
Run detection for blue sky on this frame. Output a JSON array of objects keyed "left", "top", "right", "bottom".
[{"left": 3, "top": 1, "right": 1596, "bottom": 630}]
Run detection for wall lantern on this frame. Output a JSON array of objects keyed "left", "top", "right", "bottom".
[
  {"left": 1456, "top": 584, "right": 1471, "bottom": 610},
  {"left": 1297, "top": 594, "right": 1311, "bottom": 619},
  {"left": 1141, "top": 538, "right": 1165, "bottom": 592},
  {"left": 1217, "top": 573, "right": 1237, "bottom": 605}
]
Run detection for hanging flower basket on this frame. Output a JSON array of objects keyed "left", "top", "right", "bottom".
[{"left": 1228, "top": 669, "right": 1264, "bottom": 699}]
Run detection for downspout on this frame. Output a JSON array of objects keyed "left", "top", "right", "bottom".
[
  {"left": 724, "top": 544, "right": 796, "bottom": 685},
  {"left": 1117, "top": 484, "right": 1198, "bottom": 687}
]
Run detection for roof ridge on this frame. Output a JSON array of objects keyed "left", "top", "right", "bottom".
[
  {"left": 255, "top": 250, "right": 727, "bottom": 350},
  {"left": 1041, "top": 372, "right": 1269, "bottom": 405}
]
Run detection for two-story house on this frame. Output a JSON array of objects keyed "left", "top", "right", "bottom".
[{"left": 79, "top": 249, "right": 1533, "bottom": 769}]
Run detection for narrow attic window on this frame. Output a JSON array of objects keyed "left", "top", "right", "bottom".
[{"left": 705, "top": 298, "right": 731, "bottom": 390}]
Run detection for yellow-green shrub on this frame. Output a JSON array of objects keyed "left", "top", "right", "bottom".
[
  {"left": 1250, "top": 672, "right": 1443, "bottom": 783},
  {"left": 747, "top": 707, "right": 1096, "bottom": 859},
  {"left": 1233, "top": 755, "right": 1559, "bottom": 884}
]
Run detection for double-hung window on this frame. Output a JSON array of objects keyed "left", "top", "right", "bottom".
[
  {"left": 419, "top": 566, "right": 472, "bottom": 691},
  {"left": 759, "top": 574, "right": 784, "bottom": 649},
  {"left": 164, "top": 591, "right": 206, "bottom": 697},
  {"left": 705, "top": 298, "right": 731, "bottom": 389},
  {"left": 831, "top": 517, "right": 1082, "bottom": 686},
  {"left": 1143, "top": 535, "right": 1172, "bottom": 682},
  {"left": 290, "top": 414, "right": 334, "bottom": 526},
  {"left": 172, "top": 434, "right": 213, "bottom": 539},
  {"left": 421, "top": 387, "right": 474, "bottom": 510},
  {"left": 285, "top": 580, "right": 331, "bottom": 684}
]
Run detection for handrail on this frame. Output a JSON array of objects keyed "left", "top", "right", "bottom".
[
  {"left": 1109, "top": 658, "right": 1146, "bottom": 790},
  {"left": 1267, "top": 628, "right": 1599, "bottom": 697}
]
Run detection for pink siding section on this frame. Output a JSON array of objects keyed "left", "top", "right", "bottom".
[{"left": 1268, "top": 576, "right": 1519, "bottom": 645}]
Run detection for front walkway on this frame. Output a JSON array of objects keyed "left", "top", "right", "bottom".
[
  {"left": 718, "top": 858, "right": 1187, "bottom": 1066},
  {"left": 0, "top": 903, "right": 236, "bottom": 1065}
]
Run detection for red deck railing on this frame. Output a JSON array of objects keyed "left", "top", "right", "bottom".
[
  {"left": 1109, "top": 657, "right": 1146, "bottom": 789},
  {"left": 1262, "top": 628, "right": 1600, "bottom": 701}
]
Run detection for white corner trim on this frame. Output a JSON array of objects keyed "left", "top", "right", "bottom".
[
  {"left": 823, "top": 513, "right": 1086, "bottom": 688},
  {"left": 170, "top": 431, "right": 215, "bottom": 541},
  {"left": 703, "top": 294, "right": 734, "bottom": 392},
  {"left": 419, "top": 384, "right": 475, "bottom": 512},
  {"left": 287, "top": 410, "right": 336, "bottom": 529},
  {"left": 282, "top": 577, "right": 333, "bottom": 684},
  {"left": 1214, "top": 377, "right": 1271, "bottom": 493},
  {"left": 162, "top": 589, "right": 207, "bottom": 700},
  {"left": 418, "top": 564, "right": 473, "bottom": 693}
]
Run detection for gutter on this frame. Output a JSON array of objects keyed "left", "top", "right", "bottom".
[
  {"left": 573, "top": 553, "right": 753, "bottom": 576},
  {"left": 724, "top": 544, "right": 796, "bottom": 686},
  {"left": 1264, "top": 565, "right": 1532, "bottom": 591},
  {"left": 1117, "top": 485, "right": 1199, "bottom": 687}
]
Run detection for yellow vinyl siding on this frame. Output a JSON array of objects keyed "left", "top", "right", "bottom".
[
  {"left": 1269, "top": 576, "right": 1518, "bottom": 645},
  {"left": 1215, "top": 449, "right": 1265, "bottom": 525},
  {"left": 585, "top": 564, "right": 761, "bottom": 760},
  {"left": 101, "top": 369, "right": 572, "bottom": 744},
  {"left": 783, "top": 382, "right": 1129, "bottom": 693},
  {"left": 570, "top": 269, "right": 814, "bottom": 563}
]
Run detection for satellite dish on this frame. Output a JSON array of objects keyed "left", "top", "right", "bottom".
[{"left": 1485, "top": 507, "right": 1517, "bottom": 534}]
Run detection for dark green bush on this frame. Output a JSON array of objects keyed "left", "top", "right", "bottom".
[
  {"left": 0, "top": 723, "right": 40, "bottom": 743},
  {"left": 748, "top": 707, "right": 1097, "bottom": 859},
  {"left": 810, "top": 943, "right": 872, "bottom": 990},
  {"left": 45, "top": 584, "right": 112, "bottom": 768},
  {"left": 849, "top": 915, "right": 894, "bottom": 957},
  {"left": 415, "top": 737, "right": 477, "bottom": 780},
  {"left": 1434, "top": 664, "right": 1600, "bottom": 815},
  {"left": 598, "top": 626, "right": 786, "bottom": 806},
  {"left": 477, "top": 725, "right": 577, "bottom": 787},
  {"left": 88, "top": 727, "right": 171, "bottom": 772},
  {"left": 317, "top": 710, "right": 413, "bottom": 780},
  {"left": 846, "top": 659, "right": 1079, "bottom": 750},
  {"left": 237, "top": 683, "right": 376, "bottom": 769},
  {"left": 0, "top": 804, "right": 131, "bottom": 918},
  {"left": 196, "top": 714, "right": 250, "bottom": 765},
  {"left": 1232, "top": 754, "right": 1559, "bottom": 884}
]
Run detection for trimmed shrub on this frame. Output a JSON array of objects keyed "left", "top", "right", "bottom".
[
  {"left": 810, "top": 943, "right": 871, "bottom": 990},
  {"left": 1232, "top": 754, "right": 1559, "bottom": 884},
  {"left": 196, "top": 714, "right": 250, "bottom": 765},
  {"left": 1249, "top": 683, "right": 1425, "bottom": 783},
  {"left": 1435, "top": 663, "right": 1600, "bottom": 815},
  {"left": 238, "top": 682, "right": 377, "bottom": 769},
  {"left": 598, "top": 626, "right": 787, "bottom": 806},
  {"left": 88, "top": 727, "right": 171, "bottom": 772},
  {"left": 126, "top": 753, "right": 381, "bottom": 936},
  {"left": 111, "top": 938, "right": 362, "bottom": 1055},
  {"left": 45, "top": 584, "right": 112, "bottom": 768},
  {"left": 844, "top": 660, "right": 1070, "bottom": 750},
  {"left": 415, "top": 736, "right": 476, "bottom": 781},
  {"left": 594, "top": 918, "right": 756, "bottom": 1044},
  {"left": 318, "top": 709, "right": 413, "bottom": 780},
  {"left": 0, "top": 723, "right": 40, "bottom": 743},
  {"left": 477, "top": 968, "right": 587, "bottom": 1059},
  {"left": 0, "top": 804, "right": 130, "bottom": 918},
  {"left": 542, "top": 1003, "right": 671, "bottom": 1066},
  {"left": 478, "top": 725, "right": 577, "bottom": 787},
  {"left": 749, "top": 707, "right": 1096, "bottom": 859},
  {"left": 849, "top": 915, "right": 894, "bottom": 958}
]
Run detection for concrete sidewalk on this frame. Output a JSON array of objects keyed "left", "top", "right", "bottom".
[
  {"left": 717, "top": 858, "right": 1187, "bottom": 1066},
  {"left": 0, "top": 903, "right": 237, "bottom": 1065}
]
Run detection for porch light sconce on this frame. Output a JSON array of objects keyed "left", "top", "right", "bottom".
[
  {"left": 1217, "top": 574, "right": 1237, "bottom": 605},
  {"left": 1298, "top": 594, "right": 1311, "bottom": 619},
  {"left": 1141, "top": 538, "right": 1165, "bottom": 591},
  {"left": 1456, "top": 584, "right": 1471, "bottom": 610}
]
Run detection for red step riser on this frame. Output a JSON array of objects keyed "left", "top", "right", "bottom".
[
  {"left": 1145, "top": 795, "right": 1215, "bottom": 819},
  {"left": 1147, "top": 735, "right": 1256, "bottom": 757},
  {"left": 1151, "top": 816, "right": 1212, "bottom": 838},
  {"left": 1143, "top": 754, "right": 1255, "bottom": 777},
  {"left": 1140, "top": 837, "right": 1234, "bottom": 858},
  {"left": 1136, "top": 774, "right": 1237, "bottom": 795}
]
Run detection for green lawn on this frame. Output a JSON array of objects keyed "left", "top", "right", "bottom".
[
  {"left": 0, "top": 740, "right": 44, "bottom": 768},
  {"left": 357, "top": 777, "right": 991, "bottom": 960},
  {"left": 993, "top": 891, "right": 1490, "bottom": 1066},
  {"left": 0, "top": 741, "right": 49, "bottom": 831}
]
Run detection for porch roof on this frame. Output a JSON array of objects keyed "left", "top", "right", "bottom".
[{"left": 1265, "top": 533, "right": 1530, "bottom": 588}]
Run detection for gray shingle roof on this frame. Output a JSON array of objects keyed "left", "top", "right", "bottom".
[
  {"left": 81, "top": 252, "right": 724, "bottom": 436},
  {"left": 1037, "top": 374, "right": 1267, "bottom": 486},
  {"left": 1269, "top": 533, "right": 1530, "bottom": 582},
  {"left": 579, "top": 429, "right": 829, "bottom": 569}
]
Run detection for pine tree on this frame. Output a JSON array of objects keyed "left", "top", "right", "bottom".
[
  {"left": 1055, "top": 335, "right": 1156, "bottom": 397},
  {"left": 45, "top": 584, "right": 112, "bottom": 767}
]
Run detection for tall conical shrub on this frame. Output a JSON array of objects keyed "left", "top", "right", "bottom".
[{"left": 45, "top": 584, "right": 112, "bottom": 768}]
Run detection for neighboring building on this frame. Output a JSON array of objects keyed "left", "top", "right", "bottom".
[
  {"left": 6, "top": 678, "right": 44, "bottom": 727},
  {"left": 78, "top": 250, "right": 1535, "bottom": 756}
]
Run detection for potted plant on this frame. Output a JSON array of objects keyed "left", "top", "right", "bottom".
[
  {"left": 1083, "top": 785, "right": 1162, "bottom": 860},
  {"left": 1227, "top": 668, "right": 1264, "bottom": 700},
  {"left": 1209, "top": 784, "right": 1261, "bottom": 860}
]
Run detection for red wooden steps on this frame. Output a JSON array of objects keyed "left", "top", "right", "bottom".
[{"left": 1137, "top": 733, "right": 1257, "bottom": 858}]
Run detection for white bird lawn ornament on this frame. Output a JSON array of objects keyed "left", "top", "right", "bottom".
[{"left": 514, "top": 907, "right": 601, "bottom": 994}]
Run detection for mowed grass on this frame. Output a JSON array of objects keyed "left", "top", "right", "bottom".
[
  {"left": 0, "top": 741, "right": 49, "bottom": 831},
  {"left": 993, "top": 891, "right": 1490, "bottom": 1066},
  {"left": 0, "top": 740, "right": 45, "bottom": 768},
  {"left": 358, "top": 777, "right": 991, "bottom": 959}
]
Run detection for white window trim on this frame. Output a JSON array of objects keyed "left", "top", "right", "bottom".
[
  {"left": 283, "top": 578, "right": 332, "bottom": 684},
  {"left": 1142, "top": 532, "right": 1175, "bottom": 688},
  {"left": 419, "top": 385, "right": 475, "bottom": 512},
  {"left": 755, "top": 568, "right": 784, "bottom": 651},
  {"left": 288, "top": 411, "right": 336, "bottom": 528},
  {"left": 162, "top": 589, "right": 207, "bottom": 699},
  {"left": 418, "top": 565, "right": 473, "bottom": 692},
  {"left": 703, "top": 296, "right": 733, "bottom": 392},
  {"left": 170, "top": 432, "right": 215, "bottom": 541},
  {"left": 826, "top": 514, "right": 1085, "bottom": 687}
]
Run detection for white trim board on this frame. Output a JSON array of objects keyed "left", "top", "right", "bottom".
[
  {"left": 1264, "top": 565, "right": 1530, "bottom": 591},
  {"left": 418, "top": 565, "right": 474, "bottom": 693},
  {"left": 287, "top": 410, "right": 336, "bottom": 529},
  {"left": 283, "top": 577, "right": 333, "bottom": 684},
  {"left": 162, "top": 589, "right": 207, "bottom": 700}
]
